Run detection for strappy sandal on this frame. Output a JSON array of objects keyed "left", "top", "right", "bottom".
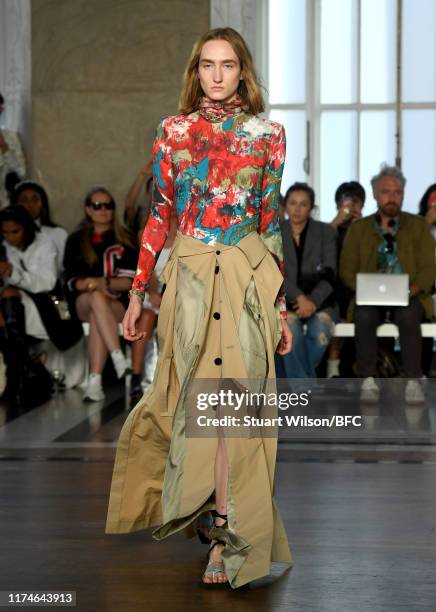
[{"left": 201, "top": 511, "right": 229, "bottom": 589}]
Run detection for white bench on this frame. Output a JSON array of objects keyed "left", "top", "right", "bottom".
[{"left": 334, "top": 322, "right": 436, "bottom": 338}]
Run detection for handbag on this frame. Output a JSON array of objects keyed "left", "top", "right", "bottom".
[{"left": 27, "top": 282, "right": 83, "bottom": 351}]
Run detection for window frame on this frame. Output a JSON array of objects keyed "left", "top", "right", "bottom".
[{"left": 265, "top": 0, "right": 436, "bottom": 218}]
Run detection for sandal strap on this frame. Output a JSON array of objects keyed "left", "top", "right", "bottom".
[
  {"left": 213, "top": 509, "right": 228, "bottom": 521},
  {"left": 204, "top": 560, "right": 225, "bottom": 576},
  {"left": 207, "top": 539, "right": 225, "bottom": 555}
]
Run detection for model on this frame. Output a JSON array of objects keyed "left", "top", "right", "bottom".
[{"left": 106, "top": 27, "right": 293, "bottom": 590}]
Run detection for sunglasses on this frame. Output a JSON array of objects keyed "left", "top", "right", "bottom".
[{"left": 86, "top": 201, "right": 115, "bottom": 211}]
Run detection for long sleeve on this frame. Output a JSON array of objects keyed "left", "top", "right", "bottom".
[
  {"left": 413, "top": 219, "right": 436, "bottom": 294},
  {"left": 130, "top": 119, "right": 174, "bottom": 298},
  {"left": 258, "top": 123, "right": 287, "bottom": 317},
  {"left": 63, "top": 232, "right": 89, "bottom": 291},
  {"left": 340, "top": 222, "right": 360, "bottom": 290},
  {"left": 308, "top": 224, "right": 337, "bottom": 307},
  {"left": 8, "top": 237, "right": 57, "bottom": 293}
]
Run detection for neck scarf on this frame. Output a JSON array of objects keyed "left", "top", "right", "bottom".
[{"left": 198, "top": 94, "right": 246, "bottom": 123}]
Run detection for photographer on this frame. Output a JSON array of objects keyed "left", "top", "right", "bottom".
[{"left": 276, "top": 182, "right": 338, "bottom": 379}]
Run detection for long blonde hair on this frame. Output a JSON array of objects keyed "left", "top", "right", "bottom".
[
  {"left": 179, "top": 27, "right": 265, "bottom": 115},
  {"left": 80, "top": 186, "right": 135, "bottom": 267}
]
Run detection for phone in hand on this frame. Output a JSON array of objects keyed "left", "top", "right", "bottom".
[{"left": 341, "top": 194, "right": 353, "bottom": 214}]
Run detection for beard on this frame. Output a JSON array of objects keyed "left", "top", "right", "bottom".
[{"left": 380, "top": 202, "right": 400, "bottom": 218}]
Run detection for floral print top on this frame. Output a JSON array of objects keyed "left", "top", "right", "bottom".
[{"left": 131, "top": 96, "right": 287, "bottom": 314}]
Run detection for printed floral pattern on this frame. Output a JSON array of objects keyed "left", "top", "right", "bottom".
[{"left": 131, "top": 99, "right": 287, "bottom": 313}]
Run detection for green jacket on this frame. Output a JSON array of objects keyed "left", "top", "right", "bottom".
[{"left": 340, "top": 212, "right": 436, "bottom": 321}]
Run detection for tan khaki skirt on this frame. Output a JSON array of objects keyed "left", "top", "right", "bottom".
[{"left": 105, "top": 231, "right": 293, "bottom": 588}]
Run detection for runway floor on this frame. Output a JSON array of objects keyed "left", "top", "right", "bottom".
[{"left": 1, "top": 384, "right": 436, "bottom": 612}]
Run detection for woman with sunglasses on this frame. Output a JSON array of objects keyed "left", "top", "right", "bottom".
[
  {"left": 63, "top": 186, "right": 137, "bottom": 401},
  {"left": 106, "top": 28, "right": 293, "bottom": 590}
]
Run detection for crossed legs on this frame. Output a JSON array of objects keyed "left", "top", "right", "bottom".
[{"left": 76, "top": 291, "right": 125, "bottom": 374}]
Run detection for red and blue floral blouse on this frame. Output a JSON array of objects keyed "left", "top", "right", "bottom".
[{"left": 130, "top": 95, "right": 287, "bottom": 316}]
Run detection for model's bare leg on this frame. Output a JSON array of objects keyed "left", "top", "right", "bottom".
[
  {"left": 214, "top": 436, "right": 228, "bottom": 518},
  {"left": 203, "top": 435, "right": 229, "bottom": 584}
]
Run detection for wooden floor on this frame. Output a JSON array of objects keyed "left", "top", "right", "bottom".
[{"left": 1, "top": 384, "right": 436, "bottom": 611}]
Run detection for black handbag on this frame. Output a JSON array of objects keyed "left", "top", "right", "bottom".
[{"left": 27, "top": 283, "right": 83, "bottom": 351}]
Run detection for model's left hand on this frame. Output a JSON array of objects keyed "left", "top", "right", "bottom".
[{"left": 276, "top": 318, "right": 292, "bottom": 355}]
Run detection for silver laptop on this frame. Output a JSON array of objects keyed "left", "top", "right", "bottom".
[{"left": 356, "top": 273, "right": 410, "bottom": 306}]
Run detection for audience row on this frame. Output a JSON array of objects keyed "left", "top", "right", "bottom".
[{"left": 0, "top": 161, "right": 435, "bottom": 408}]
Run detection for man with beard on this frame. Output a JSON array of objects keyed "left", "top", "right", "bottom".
[{"left": 340, "top": 164, "right": 435, "bottom": 403}]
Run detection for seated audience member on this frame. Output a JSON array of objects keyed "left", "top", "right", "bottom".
[
  {"left": 124, "top": 159, "right": 153, "bottom": 236},
  {"left": 12, "top": 180, "right": 67, "bottom": 271},
  {"left": 418, "top": 183, "right": 436, "bottom": 375},
  {"left": 0, "top": 92, "right": 26, "bottom": 209},
  {"left": 276, "top": 182, "right": 338, "bottom": 379},
  {"left": 419, "top": 183, "right": 436, "bottom": 243},
  {"left": 63, "top": 187, "right": 137, "bottom": 402},
  {"left": 327, "top": 181, "right": 366, "bottom": 377},
  {"left": 0, "top": 206, "right": 57, "bottom": 403},
  {"left": 129, "top": 207, "right": 177, "bottom": 407},
  {"left": 340, "top": 164, "right": 436, "bottom": 403}
]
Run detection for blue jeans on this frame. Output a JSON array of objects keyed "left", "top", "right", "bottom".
[{"left": 276, "top": 312, "right": 335, "bottom": 379}]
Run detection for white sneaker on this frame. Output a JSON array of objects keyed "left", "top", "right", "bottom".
[
  {"left": 83, "top": 374, "right": 105, "bottom": 402},
  {"left": 360, "top": 377, "right": 380, "bottom": 403},
  {"left": 405, "top": 379, "right": 425, "bottom": 405},
  {"left": 111, "top": 349, "right": 129, "bottom": 379}
]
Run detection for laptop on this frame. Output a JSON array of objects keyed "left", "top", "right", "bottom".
[{"left": 356, "top": 273, "right": 410, "bottom": 306}]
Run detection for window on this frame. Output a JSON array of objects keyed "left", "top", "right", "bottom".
[{"left": 267, "top": 0, "right": 436, "bottom": 220}]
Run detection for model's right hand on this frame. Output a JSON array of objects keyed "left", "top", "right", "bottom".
[{"left": 123, "top": 294, "right": 145, "bottom": 341}]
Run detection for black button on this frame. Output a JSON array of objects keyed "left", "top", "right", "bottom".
[
  {"left": 216, "top": 250, "right": 221, "bottom": 255},
  {"left": 214, "top": 358, "right": 222, "bottom": 366},
  {"left": 215, "top": 265, "right": 220, "bottom": 274},
  {"left": 213, "top": 312, "right": 220, "bottom": 320}
]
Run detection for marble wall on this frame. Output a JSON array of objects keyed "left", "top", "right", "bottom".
[
  {"left": 31, "top": 0, "right": 209, "bottom": 230},
  {"left": 0, "top": 0, "right": 31, "bottom": 149}
]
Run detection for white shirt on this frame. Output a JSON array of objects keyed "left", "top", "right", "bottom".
[
  {"left": 0, "top": 129, "right": 26, "bottom": 208},
  {"left": 37, "top": 222, "right": 68, "bottom": 272},
  {"left": 4, "top": 233, "right": 57, "bottom": 338}
]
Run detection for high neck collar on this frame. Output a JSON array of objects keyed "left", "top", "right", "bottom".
[{"left": 198, "top": 94, "right": 246, "bottom": 123}]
